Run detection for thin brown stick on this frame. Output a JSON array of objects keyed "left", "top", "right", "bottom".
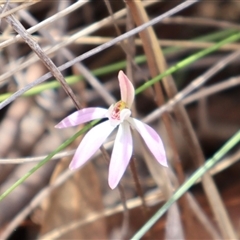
[
  {"left": 117, "top": 183, "right": 129, "bottom": 239},
  {"left": 125, "top": 1, "right": 196, "bottom": 238},
  {"left": 103, "top": 0, "right": 146, "bottom": 80},
  {"left": 0, "top": 0, "right": 9, "bottom": 27},
  {"left": 16, "top": 2, "right": 115, "bottom": 106},
  {"left": 0, "top": 1, "right": 38, "bottom": 20},
  {"left": 143, "top": 51, "right": 240, "bottom": 123},
  {"left": 38, "top": 188, "right": 163, "bottom": 240},
  {"left": 3, "top": 12, "right": 81, "bottom": 110},
  {"left": 183, "top": 75, "right": 240, "bottom": 104},
  {"left": 1, "top": 148, "right": 239, "bottom": 187},
  {"left": 125, "top": 1, "right": 238, "bottom": 239},
  {"left": 2, "top": 146, "right": 239, "bottom": 240},
  {"left": 0, "top": 1, "right": 153, "bottom": 84},
  {"left": 3, "top": 7, "right": 123, "bottom": 239},
  {"left": 2, "top": 35, "right": 240, "bottom": 51},
  {"left": 129, "top": 156, "right": 153, "bottom": 239},
  {"left": 186, "top": 193, "right": 221, "bottom": 239},
  {"left": 129, "top": 157, "right": 148, "bottom": 213},
  {"left": 0, "top": 0, "right": 88, "bottom": 50},
  {"left": 162, "top": 16, "right": 240, "bottom": 30},
  {"left": 0, "top": 0, "right": 197, "bottom": 110}
]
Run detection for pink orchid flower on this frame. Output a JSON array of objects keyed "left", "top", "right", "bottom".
[{"left": 55, "top": 71, "right": 167, "bottom": 189}]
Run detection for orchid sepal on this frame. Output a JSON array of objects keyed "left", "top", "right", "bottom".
[
  {"left": 108, "top": 121, "right": 132, "bottom": 189},
  {"left": 118, "top": 70, "right": 135, "bottom": 108},
  {"left": 127, "top": 118, "right": 167, "bottom": 167},
  {"left": 69, "top": 120, "right": 116, "bottom": 170},
  {"left": 55, "top": 107, "right": 108, "bottom": 128}
]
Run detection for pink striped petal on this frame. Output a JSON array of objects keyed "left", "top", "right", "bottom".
[
  {"left": 69, "top": 120, "right": 116, "bottom": 170},
  {"left": 108, "top": 121, "right": 133, "bottom": 189},
  {"left": 55, "top": 107, "right": 107, "bottom": 128},
  {"left": 118, "top": 71, "right": 135, "bottom": 108},
  {"left": 128, "top": 118, "right": 168, "bottom": 167}
]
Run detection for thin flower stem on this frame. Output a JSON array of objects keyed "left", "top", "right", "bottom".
[
  {"left": 118, "top": 184, "right": 130, "bottom": 239},
  {"left": 99, "top": 146, "right": 129, "bottom": 239},
  {"left": 129, "top": 157, "right": 154, "bottom": 240},
  {"left": 129, "top": 157, "right": 148, "bottom": 216}
]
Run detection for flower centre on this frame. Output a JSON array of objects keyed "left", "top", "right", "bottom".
[{"left": 110, "top": 100, "right": 127, "bottom": 120}]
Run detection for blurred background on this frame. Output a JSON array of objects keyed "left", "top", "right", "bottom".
[{"left": 0, "top": 1, "right": 239, "bottom": 239}]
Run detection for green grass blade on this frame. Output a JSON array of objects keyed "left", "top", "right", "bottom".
[
  {"left": 135, "top": 32, "right": 240, "bottom": 94},
  {"left": 0, "top": 29, "right": 237, "bottom": 102},
  {"left": 131, "top": 130, "right": 240, "bottom": 239},
  {"left": 0, "top": 119, "right": 100, "bottom": 202},
  {"left": 0, "top": 30, "right": 238, "bottom": 202}
]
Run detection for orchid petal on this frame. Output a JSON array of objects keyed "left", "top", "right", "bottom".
[
  {"left": 69, "top": 120, "right": 116, "bottom": 170},
  {"left": 108, "top": 121, "right": 133, "bottom": 189},
  {"left": 118, "top": 70, "right": 135, "bottom": 108},
  {"left": 128, "top": 118, "right": 168, "bottom": 167},
  {"left": 55, "top": 107, "right": 107, "bottom": 128}
]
